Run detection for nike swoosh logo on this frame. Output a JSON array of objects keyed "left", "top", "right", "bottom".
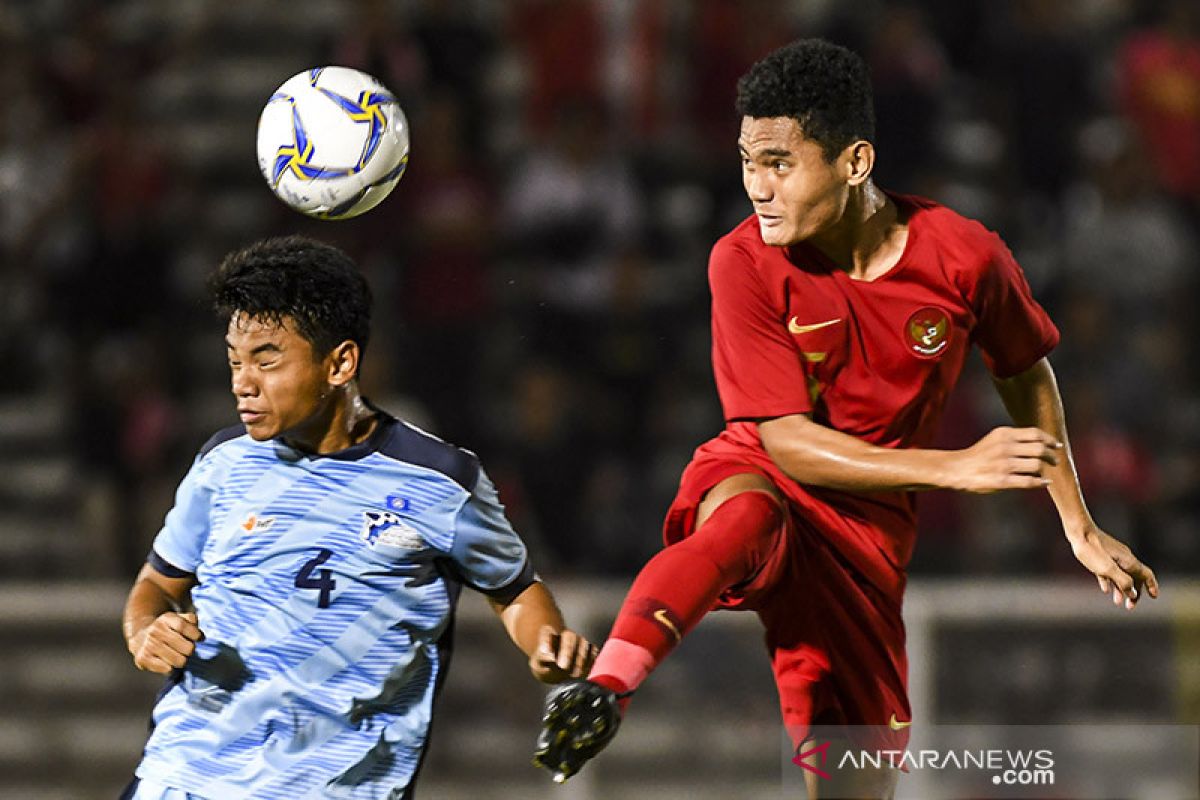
[
  {"left": 653, "top": 609, "right": 682, "bottom": 643},
  {"left": 788, "top": 317, "right": 843, "bottom": 334},
  {"left": 889, "top": 713, "right": 912, "bottom": 730}
]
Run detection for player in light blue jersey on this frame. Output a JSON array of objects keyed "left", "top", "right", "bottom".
[{"left": 121, "top": 236, "right": 596, "bottom": 800}]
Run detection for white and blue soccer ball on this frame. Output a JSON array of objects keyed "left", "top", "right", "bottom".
[{"left": 256, "top": 66, "right": 409, "bottom": 220}]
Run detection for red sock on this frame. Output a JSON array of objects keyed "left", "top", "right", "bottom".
[{"left": 589, "top": 491, "right": 783, "bottom": 706}]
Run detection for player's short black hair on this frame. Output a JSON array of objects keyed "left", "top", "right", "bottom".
[
  {"left": 209, "top": 235, "right": 372, "bottom": 358},
  {"left": 736, "top": 39, "right": 875, "bottom": 162}
]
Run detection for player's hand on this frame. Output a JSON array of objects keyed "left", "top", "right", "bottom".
[
  {"left": 1070, "top": 527, "right": 1159, "bottom": 610},
  {"left": 530, "top": 625, "right": 598, "bottom": 684},
  {"left": 948, "top": 427, "right": 1062, "bottom": 493},
  {"left": 128, "top": 611, "right": 204, "bottom": 674}
]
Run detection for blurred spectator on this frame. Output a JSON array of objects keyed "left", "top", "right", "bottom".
[
  {"left": 1063, "top": 121, "right": 1196, "bottom": 322},
  {"left": 498, "top": 361, "right": 591, "bottom": 568},
  {"left": 687, "top": 0, "right": 800, "bottom": 157},
  {"left": 1116, "top": 0, "right": 1200, "bottom": 211},
  {"left": 1059, "top": 121, "right": 1198, "bottom": 437},
  {"left": 867, "top": 3, "right": 948, "bottom": 189},
  {"left": 409, "top": 0, "right": 497, "bottom": 147},
  {"left": 40, "top": 5, "right": 113, "bottom": 128},
  {"left": 507, "top": 0, "right": 605, "bottom": 135},
  {"left": 617, "top": 0, "right": 678, "bottom": 142},
  {"left": 503, "top": 100, "right": 642, "bottom": 261},
  {"left": 391, "top": 91, "right": 498, "bottom": 441},
  {"left": 52, "top": 90, "right": 171, "bottom": 341},
  {"left": 986, "top": 0, "right": 1092, "bottom": 201}
]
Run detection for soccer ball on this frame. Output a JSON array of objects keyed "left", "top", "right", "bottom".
[{"left": 256, "top": 66, "right": 409, "bottom": 220}]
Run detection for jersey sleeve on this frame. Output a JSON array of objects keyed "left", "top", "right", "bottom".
[
  {"left": 149, "top": 453, "right": 217, "bottom": 575},
  {"left": 709, "top": 237, "right": 813, "bottom": 421},
  {"left": 969, "top": 234, "right": 1060, "bottom": 378},
  {"left": 450, "top": 468, "right": 536, "bottom": 603}
]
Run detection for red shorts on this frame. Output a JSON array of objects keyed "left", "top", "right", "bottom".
[{"left": 663, "top": 432, "right": 912, "bottom": 752}]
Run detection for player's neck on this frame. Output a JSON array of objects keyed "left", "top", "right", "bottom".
[
  {"left": 808, "top": 182, "right": 905, "bottom": 281},
  {"left": 283, "top": 386, "right": 379, "bottom": 455}
]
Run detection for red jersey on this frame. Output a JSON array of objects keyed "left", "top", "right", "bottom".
[{"left": 703, "top": 194, "right": 1059, "bottom": 589}]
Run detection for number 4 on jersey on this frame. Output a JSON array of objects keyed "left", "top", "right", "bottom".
[{"left": 295, "top": 548, "right": 336, "bottom": 608}]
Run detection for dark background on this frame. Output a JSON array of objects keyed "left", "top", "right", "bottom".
[{"left": 1, "top": 0, "right": 1198, "bottom": 588}]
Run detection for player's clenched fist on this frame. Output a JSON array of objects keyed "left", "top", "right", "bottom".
[
  {"left": 127, "top": 611, "right": 204, "bottom": 674},
  {"left": 530, "top": 625, "right": 598, "bottom": 684},
  {"left": 948, "top": 426, "right": 1062, "bottom": 493}
]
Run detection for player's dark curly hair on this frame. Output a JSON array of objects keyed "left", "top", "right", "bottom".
[
  {"left": 209, "top": 235, "right": 372, "bottom": 359},
  {"left": 736, "top": 39, "right": 875, "bottom": 162}
]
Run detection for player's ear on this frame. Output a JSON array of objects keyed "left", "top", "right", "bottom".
[
  {"left": 326, "top": 340, "right": 360, "bottom": 387},
  {"left": 843, "top": 140, "right": 875, "bottom": 186}
]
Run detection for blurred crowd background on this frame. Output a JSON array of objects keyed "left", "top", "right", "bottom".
[{"left": 1, "top": 0, "right": 1198, "bottom": 585}]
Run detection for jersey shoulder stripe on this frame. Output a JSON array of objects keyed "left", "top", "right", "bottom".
[
  {"left": 376, "top": 417, "right": 481, "bottom": 491},
  {"left": 198, "top": 424, "right": 248, "bottom": 460},
  {"left": 190, "top": 412, "right": 480, "bottom": 489}
]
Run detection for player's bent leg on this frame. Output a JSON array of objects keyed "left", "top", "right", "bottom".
[
  {"left": 694, "top": 471, "right": 783, "bottom": 529},
  {"left": 534, "top": 473, "right": 787, "bottom": 782},
  {"left": 798, "top": 738, "right": 898, "bottom": 800},
  {"left": 590, "top": 474, "right": 785, "bottom": 695}
]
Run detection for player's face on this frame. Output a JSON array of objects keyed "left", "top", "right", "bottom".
[
  {"left": 739, "top": 116, "right": 850, "bottom": 246},
  {"left": 226, "top": 314, "right": 334, "bottom": 442}
]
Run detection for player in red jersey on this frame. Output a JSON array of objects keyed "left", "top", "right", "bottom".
[{"left": 534, "top": 39, "right": 1159, "bottom": 798}]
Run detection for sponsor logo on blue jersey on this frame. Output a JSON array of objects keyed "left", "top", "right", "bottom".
[{"left": 239, "top": 513, "right": 275, "bottom": 532}]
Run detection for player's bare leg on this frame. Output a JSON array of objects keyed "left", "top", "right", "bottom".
[{"left": 798, "top": 738, "right": 898, "bottom": 800}]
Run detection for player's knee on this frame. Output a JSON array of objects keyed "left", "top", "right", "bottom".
[
  {"left": 697, "top": 473, "right": 783, "bottom": 527},
  {"left": 735, "top": 490, "right": 785, "bottom": 546},
  {"left": 693, "top": 487, "right": 785, "bottom": 565}
]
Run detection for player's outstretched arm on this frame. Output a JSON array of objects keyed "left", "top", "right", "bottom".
[
  {"left": 993, "top": 357, "right": 1159, "bottom": 609},
  {"left": 759, "top": 413, "right": 1061, "bottom": 494},
  {"left": 488, "top": 582, "right": 597, "bottom": 684},
  {"left": 123, "top": 562, "right": 202, "bottom": 674}
]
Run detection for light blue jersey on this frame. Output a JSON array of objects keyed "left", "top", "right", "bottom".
[{"left": 133, "top": 411, "right": 535, "bottom": 800}]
